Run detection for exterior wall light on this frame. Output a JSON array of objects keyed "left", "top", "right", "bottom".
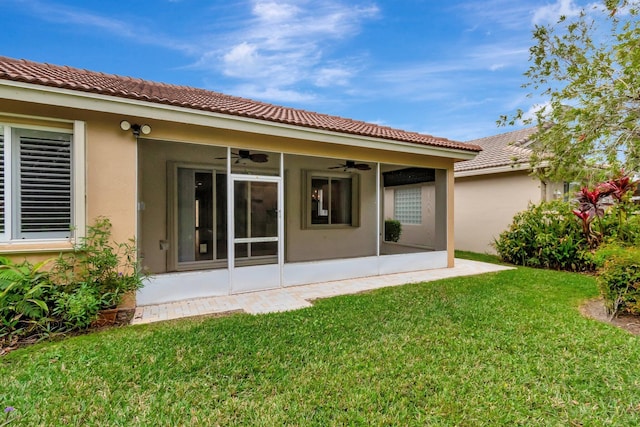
[{"left": 120, "top": 120, "right": 151, "bottom": 137}]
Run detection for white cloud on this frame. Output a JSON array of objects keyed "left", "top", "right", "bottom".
[
  {"left": 226, "top": 84, "right": 317, "bottom": 104},
  {"left": 252, "top": 1, "right": 300, "bottom": 22},
  {"left": 521, "top": 102, "right": 552, "bottom": 123},
  {"left": 223, "top": 42, "right": 261, "bottom": 76},
  {"left": 453, "top": 1, "right": 534, "bottom": 31},
  {"left": 208, "top": 0, "right": 379, "bottom": 100},
  {"left": 532, "top": 0, "right": 582, "bottom": 25},
  {"left": 469, "top": 43, "right": 530, "bottom": 70},
  {"left": 16, "top": 0, "right": 198, "bottom": 55},
  {"left": 366, "top": 38, "right": 528, "bottom": 102},
  {"left": 314, "top": 66, "right": 354, "bottom": 87},
  {"left": 28, "top": 1, "right": 136, "bottom": 36},
  {"left": 20, "top": 0, "right": 378, "bottom": 102}
]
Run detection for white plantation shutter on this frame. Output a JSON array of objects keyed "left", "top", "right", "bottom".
[{"left": 16, "top": 130, "right": 72, "bottom": 238}]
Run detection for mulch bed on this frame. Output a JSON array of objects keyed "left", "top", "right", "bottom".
[
  {"left": 580, "top": 298, "right": 640, "bottom": 335},
  {"left": 1, "top": 309, "right": 135, "bottom": 356}
]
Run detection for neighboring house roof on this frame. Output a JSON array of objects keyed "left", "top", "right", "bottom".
[
  {"left": 454, "top": 127, "right": 538, "bottom": 175},
  {"left": 0, "top": 56, "right": 481, "bottom": 153}
]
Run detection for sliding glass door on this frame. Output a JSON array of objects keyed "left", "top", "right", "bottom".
[{"left": 174, "top": 167, "right": 227, "bottom": 270}]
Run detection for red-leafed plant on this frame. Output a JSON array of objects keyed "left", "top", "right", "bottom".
[
  {"left": 598, "top": 171, "right": 635, "bottom": 202},
  {"left": 573, "top": 186, "right": 613, "bottom": 246},
  {"left": 571, "top": 207, "right": 593, "bottom": 237},
  {"left": 572, "top": 170, "right": 638, "bottom": 246}
]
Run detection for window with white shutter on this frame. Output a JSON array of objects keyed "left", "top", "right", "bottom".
[
  {"left": 0, "top": 125, "right": 73, "bottom": 241},
  {"left": 16, "top": 129, "right": 72, "bottom": 238}
]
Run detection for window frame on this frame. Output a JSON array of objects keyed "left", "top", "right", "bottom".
[
  {"left": 167, "top": 162, "right": 229, "bottom": 272},
  {"left": 0, "top": 121, "right": 83, "bottom": 244},
  {"left": 301, "top": 170, "right": 360, "bottom": 229}
]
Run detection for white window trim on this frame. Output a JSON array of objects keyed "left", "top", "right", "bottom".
[
  {"left": 73, "top": 120, "right": 86, "bottom": 241},
  {"left": 2, "top": 125, "right": 11, "bottom": 242},
  {"left": 0, "top": 120, "right": 85, "bottom": 244}
]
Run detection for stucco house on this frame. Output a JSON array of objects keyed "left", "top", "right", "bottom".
[
  {"left": 453, "top": 127, "right": 564, "bottom": 254},
  {"left": 0, "top": 56, "right": 481, "bottom": 305}
]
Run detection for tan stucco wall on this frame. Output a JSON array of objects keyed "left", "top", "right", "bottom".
[
  {"left": 454, "top": 170, "right": 542, "bottom": 254},
  {"left": 84, "top": 115, "right": 138, "bottom": 245}
]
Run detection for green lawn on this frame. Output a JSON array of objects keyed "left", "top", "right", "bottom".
[
  {"left": 2, "top": 266, "right": 640, "bottom": 426},
  {"left": 454, "top": 249, "right": 504, "bottom": 265}
]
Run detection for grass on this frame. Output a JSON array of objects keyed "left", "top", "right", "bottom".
[
  {"left": 2, "top": 266, "right": 640, "bottom": 426},
  {"left": 455, "top": 249, "right": 504, "bottom": 265}
]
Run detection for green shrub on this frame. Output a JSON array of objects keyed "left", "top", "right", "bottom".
[
  {"left": 52, "top": 216, "right": 145, "bottom": 311},
  {"left": 593, "top": 244, "right": 640, "bottom": 318},
  {"left": 52, "top": 284, "right": 101, "bottom": 329},
  {"left": 2, "top": 217, "right": 145, "bottom": 345},
  {"left": 494, "top": 200, "right": 593, "bottom": 271},
  {"left": 601, "top": 203, "right": 640, "bottom": 246},
  {"left": 0, "top": 257, "right": 55, "bottom": 344},
  {"left": 384, "top": 219, "right": 402, "bottom": 242}
]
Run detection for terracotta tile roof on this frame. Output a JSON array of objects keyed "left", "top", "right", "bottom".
[
  {"left": 454, "top": 127, "right": 538, "bottom": 173},
  {"left": 0, "top": 56, "right": 481, "bottom": 153}
]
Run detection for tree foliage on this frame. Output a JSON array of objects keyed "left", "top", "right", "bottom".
[{"left": 501, "top": 0, "right": 640, "bottom": 184}]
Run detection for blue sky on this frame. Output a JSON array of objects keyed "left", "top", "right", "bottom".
[{"left": 1, "top": 0, "right": 590, "bottom": 141}]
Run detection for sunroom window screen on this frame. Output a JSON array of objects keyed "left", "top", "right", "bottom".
[
  {"left": 18, "top": 133, "right": 72, "bottom": 237},
  {"left": 394, "top": 187, "right": 421, "bottom": 224}
]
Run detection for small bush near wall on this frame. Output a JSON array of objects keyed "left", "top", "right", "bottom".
[
  {"left": 494, "top": 200, "right": 592, "bottom": 271},
  {"left": 384, "top": 219, "right": 402, "bottom": 242},
  {"left": 52, "top": 217, "right": 145, "bottom": 311},
  {"left": 593, "top": 244, "right": 640, "bottom": 318},
  {"left": 0, "top": 258, "right": 56, "bottom": 345}
]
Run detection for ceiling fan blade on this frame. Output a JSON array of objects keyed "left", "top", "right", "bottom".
[
  {"left": 249, "top": 153, "right": 269, "bottom": 163},
  {"left": 355, "top": 163, "right": 371, "bottom": 170},
  {"left": 215, "top": 151, "right": 239, "bottom": 160},
  {"left": 328, "top": 165, "right": 345, "bottom": 169}
]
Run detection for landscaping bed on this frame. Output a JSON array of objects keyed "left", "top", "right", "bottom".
[{"left": 581, "top": 298, "right": 640, "bottom": 335}]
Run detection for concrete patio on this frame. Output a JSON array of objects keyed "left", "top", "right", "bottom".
[{"left": 131, "top": 258, "right": 513, "bottom": 325}]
